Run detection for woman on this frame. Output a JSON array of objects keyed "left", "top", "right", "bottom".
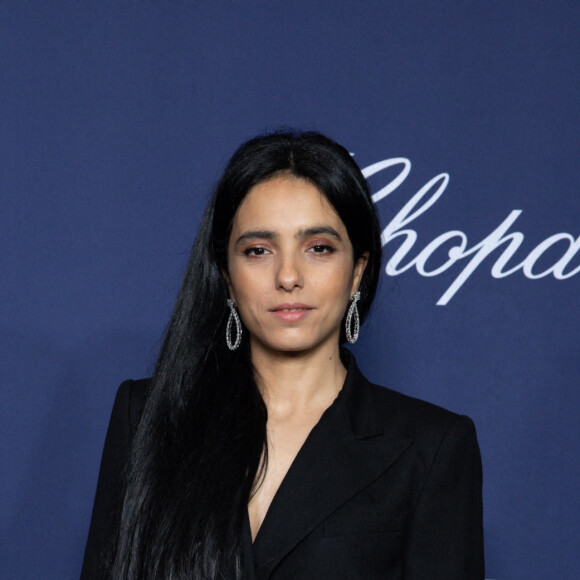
[{"left": 81, "top": 131, "right": 484, "bottom": 579}]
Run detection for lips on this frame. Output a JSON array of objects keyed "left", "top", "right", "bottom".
[
  {"left": 269, "top": 303, "right": 314, "bottom": 322},
  {"left": 270, "top": 303, "right": 313, "bottom": 312}
]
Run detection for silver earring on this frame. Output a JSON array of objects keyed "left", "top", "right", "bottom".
[
  {"left": 226, "top": 298, "right": 242, "bottom": 350},
  {"left": 345, "top": 291, "right": 361, "bottom": 344}
]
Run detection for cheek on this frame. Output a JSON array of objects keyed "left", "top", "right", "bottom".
[
  {"left": 316, "top": 264, "right": 355, "bottom": 303},
  {"left": 227, "top": 264, "right": 267, "bottom": 305}
]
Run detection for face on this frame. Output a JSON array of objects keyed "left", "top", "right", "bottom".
[{"left": 225, "top": 175, "right": 368, "bottom": 357}]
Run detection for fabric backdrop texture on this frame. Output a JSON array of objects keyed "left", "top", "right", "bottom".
[{"left": 1, "top": 2, "right": 578, "bottom": 579}]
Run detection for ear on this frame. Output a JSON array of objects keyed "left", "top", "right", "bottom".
[{"left": 351, "top": 252, "right": 369, "bottom": 296}]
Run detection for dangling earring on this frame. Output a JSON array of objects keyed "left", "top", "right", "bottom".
[
  {"left": 226, "top": 298, "right": 242, "bottom": 350},
  {"left": 345, "top": 291, "right": 361, "bottom": 344}
]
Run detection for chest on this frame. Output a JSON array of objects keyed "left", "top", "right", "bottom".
[
  {"left": 248, "top": 414, "right": 322, "bottom": 541},
  {"left": 247, "top": 441, "right": 417, "bottom": 580}
]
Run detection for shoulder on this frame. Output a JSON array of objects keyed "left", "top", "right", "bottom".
[
  {"left": 342, "top": 349, "right": 478, "bottom": 449},
  {"left": 371, "top": 380, "right": 468, "bottom": 426},
  {"left": 93, "top": 378, "right": 152, "bottom": 477},
  {"left": 80, "top": 378, "right": 151, "bottom": 579},
  {"left": 362, "top": 377, "right": 479, "bottom": 457},
  {"left": 109, "top": 377, "right": 151, "bottom": 435}
]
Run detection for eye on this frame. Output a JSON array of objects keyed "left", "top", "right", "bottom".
[
  {"left": 308, "top": 244, "right": 336, "bottom": 254},
  {"left": 243, "top": 247, "right": 270, "bottom": 256}
]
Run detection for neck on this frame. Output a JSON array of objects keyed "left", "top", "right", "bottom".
[{"left": 251, "top": 342, "right": 347, "bottom": 417}]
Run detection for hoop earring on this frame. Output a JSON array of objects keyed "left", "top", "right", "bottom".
[
  {"left": 345, "top": 291, "right": 361, "bottom": 344},
  {"left": 226, "top": 298, "right": 242, "bottom": 350}
]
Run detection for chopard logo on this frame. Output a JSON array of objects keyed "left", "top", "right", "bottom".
[{"left": 361, "top": 157, "right": 579, "bottom": 305}]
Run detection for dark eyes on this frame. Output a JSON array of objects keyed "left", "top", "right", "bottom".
[
  {"left": 242, "top": 243, "right": 336, "bottom": 257},
  {"left": 243, "top": 247, "right": 269, "bottom": 256},
  {"left": 309, "top": 244, "right": 335, "bottom": 254}
]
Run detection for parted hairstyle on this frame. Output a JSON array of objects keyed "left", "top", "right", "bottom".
[{"left": 109, "top": 130, "right": 382, "bottom": 579}]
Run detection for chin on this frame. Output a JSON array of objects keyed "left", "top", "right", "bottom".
[
  {"left": 253, "top": 332, "right": 337, "bottom": 356},
  {"left": 263, "top": 342, "right": 313, "bottom": 355}
]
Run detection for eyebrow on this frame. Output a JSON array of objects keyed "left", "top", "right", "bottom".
[{"left": 234, "top": 226, "right": 343, "bottom": 246}]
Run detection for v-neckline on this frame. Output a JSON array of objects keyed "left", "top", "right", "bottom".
[{"left": 247, "top": 373, "right": 348, "bottom": 547}]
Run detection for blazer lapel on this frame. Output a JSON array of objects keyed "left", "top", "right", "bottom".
[
  {"left": 241, "top": 510, "right": 258, "bottom": 580},
  {"left": 252, "top": 351, "right": 412, "bottom": 579}
]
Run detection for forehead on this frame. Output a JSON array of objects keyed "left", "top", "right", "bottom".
[{"left": 231, "top": 175, "right": 346, "bottom": 233}]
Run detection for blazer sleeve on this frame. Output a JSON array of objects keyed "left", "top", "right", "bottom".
[
  {"left": 404, "top": 415, "right": 484, "bottom": 580},
  {"left": 80, "top": 380, "right": 138, "bottom": 580}
]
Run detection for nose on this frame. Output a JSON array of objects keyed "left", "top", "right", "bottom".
[{"left": 275, "top": 251, "right": 303, "bottom": 291}]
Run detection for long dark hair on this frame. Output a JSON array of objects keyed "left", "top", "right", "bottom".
[{"left": 110, "top": 130, "right": 382, "bottom": 578}]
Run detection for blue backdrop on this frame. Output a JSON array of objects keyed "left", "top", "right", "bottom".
[{"left": 1, "top": 2, "right": 578, "bottom": 579}]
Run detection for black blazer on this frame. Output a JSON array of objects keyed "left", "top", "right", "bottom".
[{"left": 81, "top": 351, "right": 484, "bottom": 579}]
